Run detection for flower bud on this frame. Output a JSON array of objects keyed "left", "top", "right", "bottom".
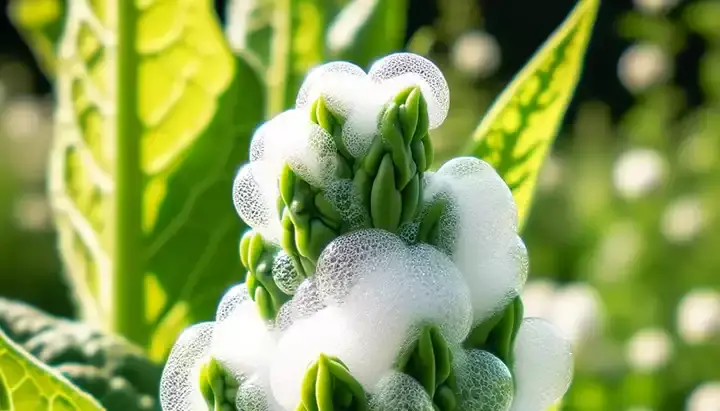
[
  {"left": 197, "top": 358, "right": 239, "bottom": 411},
  {"left": 298, "top": 354, "right": 368, "bottom": 411}
]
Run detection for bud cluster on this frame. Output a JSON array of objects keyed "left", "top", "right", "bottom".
[{"left": 160, "top": 53, "right": 573, "bottom": 411}]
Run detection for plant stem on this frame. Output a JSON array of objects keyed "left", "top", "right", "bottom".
[{"left": 114, "top": 0, "right": 146, "bottom": 346}]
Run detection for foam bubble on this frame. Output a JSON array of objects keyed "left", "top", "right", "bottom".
[
  {"left": 235, "top": 375, "right": 284, "bottom": 411},
  {"left": 296, "top": 61, "right": 368, "bottom": 114},
  {"left": 270, "top": 306, "right": 358, "bottom": 409},
  {"left": 211, "top": 301, "right": 277, "bottom": 382},
  {"left": 369, "top": 371, "right": 434, "bottom": 411},
  {"left": 216, "top": 284, "right": 250, "bottom": 322},
  {"left": 232, "top": 162, "right": 283, "bottom": 243},
  {"left": 454, "top": 349, "right": 514, "bottom": 411},
  {"left": 404, "top": 243, "right": 473, "bottom": 343},
  {"left": 425, "top": 157, "right": 527, "bottom": 324},
  {"left": 259, "top": 109, "right": 338, "bottom": 189},
  {"left": 511, "top": 318, "right": 574, "bottom": 411},
  {"left": 340, "top": 91, "right": 388, "bottom": 158},
  {"left": 160, "top": 322, "right": 215, "bottom": 411},
  {"left": 314, "top": 229, "right": 406, "bottom": 304},
  {"left": 272, "top": 251, "right": 303, "bottom": 295},
  {"left": 368, "top": 53, "right": 450, "bottom": 129}
]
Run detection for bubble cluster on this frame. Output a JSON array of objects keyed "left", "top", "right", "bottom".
[
  {"left": 454, "top": 349, "right": 514, "bottom": 411},
  {"left": 424, "top": 157, "right": 529, "bottom": 323}
]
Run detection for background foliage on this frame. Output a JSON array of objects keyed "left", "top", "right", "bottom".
[{"left": 0, "top": 0, "right": 719, "bottom": 410}]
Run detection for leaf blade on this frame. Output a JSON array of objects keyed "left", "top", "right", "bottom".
[
  {"left": 50, "top": 0, "right": 264, "bottom": 359},
  {"left": 0, "top": 328, "right": 105, "bottom": 411},
  {"left": 467, "top": 0, "right": 600, "bottom": 230}
]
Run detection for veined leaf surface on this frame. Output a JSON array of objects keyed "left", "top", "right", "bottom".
[
  {"left": 226, "top": 0, "right": 329, "bottom": 115},
  {"left": 468, "top": 0, "right": 600, "bottom": 230},
  {"left": 0, "top": 328, "right": 105, "bottom": 411},
  {"left": 327, "top": 0, "right": 408, "bottom": 69},
  {"left": 50, "top": 0, "right": 264, "bottom": 360},
  {"left": 8, "top": 0, "right": 67, "bottom": 78}
]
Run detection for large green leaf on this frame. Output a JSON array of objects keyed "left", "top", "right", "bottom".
[
  {"left": 49, "top": 0, "right": 264, "bottom": 361},
  {"left": 326, "top": 0, "right": 408, "bottom": 69},
  {"left": 7, "top": 0, "right": 67, "bottom": 78},
  {"left": 226, "top": 0, "right": 330, "bottom": 115},
  {"left": 468, "top": 0, "right": 600, "bottom": 230},
  {"left": 0, "top": 328, "right": 105, "bottom": 411}
]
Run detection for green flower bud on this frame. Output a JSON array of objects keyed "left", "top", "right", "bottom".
[
  {"left": 360, "top": 86, "right": 431, "bottom": 233},
  {"left": 239, "top": 230, "right": 293, "bottom": 320},
  {"left": 462, "top": 296, "right": 524, "bottom": 367},
  {"left": 397, "top": 325, "right": 457, "bottom": 411},
  {"left": 198, "top": 358, "right": 239, "bottom": 411},
  {"left": 297, "top": 354, "right": 368, "bottom": 411}
]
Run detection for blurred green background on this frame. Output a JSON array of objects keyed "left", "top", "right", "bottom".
[{"left": 1, "top": 0, "right": 719, "bottom": 410}]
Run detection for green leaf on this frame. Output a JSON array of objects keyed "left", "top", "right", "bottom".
[
  {"left": 7, "top": 0, "right": 67, "bottom": 78},
  {"left": 467, "top": 0, "right": 600, "bottom": 230},
  {"left": 49, "top": 0, "right": 265, "bottom": 361},
  {"left": 326, "top": 0, "right": 408, "bottom": 69},
  {"left": 226, "top": 0, "right": 329, "bottom": 115},
  {"left": 0, "top": 327, "right": 105, "bottom": 411}
]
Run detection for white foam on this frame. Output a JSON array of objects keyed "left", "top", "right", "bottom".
[
  {"left": 454, "top": 349, "right": 514, "bottom": 411},
  {"left": 216, "top": 284, "right": 250, "bottom": 322},
  {"left": 368, "top": 53, "right": 450, "bottom": 129},
  {"left": 314, "top": 229, "right": 406, "bottom": 304},
  {"left": 235, "top": 374, "right": 284, "bottom": 411},
  {"left": 159, "top": 322, "right": 215, "bottom": 411},
  {"left": 296, "top": 61, "right": 368, "bottom": 115},
  {"left": 511, "top": 318, "right": 574, "bottom": 411},
  {"left": 369, "top": 371, "right": 434, "bottom": 411},
  {"left": 425, "top": 157, "right": 528, "bottom": 324},
  {"left": 211, "top": 301, "right": 277, "bottom": 383},
  {"left": 232, "top": 162, "right": 283, "bottom": 244},
  {"left": 269, "top": 306, "right": 358, "bottom": 409}
]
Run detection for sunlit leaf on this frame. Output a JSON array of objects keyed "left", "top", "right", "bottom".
[
  {"left": 49, "top": 0, "right": 264, "bottom": 361},
  {"left": 468, "top": 0, "right": 600, "bottom": 230},
  {"left": 0, "top": 328, "right": 105, "bottom": 411},
  {"left": 7, "top": 0, "right": 67, "bottom": 78},
  {"left": 226, "top": 0, "right": 330, "bottom": 115},
  {"left": 327, "top": 0, "right": 408, "bottom": 69}
]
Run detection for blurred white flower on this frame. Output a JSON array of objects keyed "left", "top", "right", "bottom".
[
  {"left": 12, "top": 193, "right": 52, "bottom": 232},
  {"left": 618, "top": 43, "right": 672, "bottom": 94},
  {"left": 451, "top": 30, "right": 501, "bottom": 79},
  {"left": 0, "top": 97, "right": 43, "bottom": 141},
  {"left": 589, "top": 222, "right": 643, "bottom": 283},
  {"left": 612, "top": 148, "right": 666, "bottom": 199},
  {"left": 661, "top": 196, "right": 706, "bottom": 244},
  {"left": 521, "top": 280, "right": 557, "bottom": 319},
  {"left": 676, "top": 289, "right": 720, "bottom": 344},
  {"left": 551, "top": 283, "right": 604, "bottom": 346},
  {"left": 625, "top": 328, "right": 673, "bottom": 372},
  {"left": 687, "top": 381, "right": 720, "bottom": 411},
  {"left": 633, "top": 0, "right": 680, "bottom": 15}
]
